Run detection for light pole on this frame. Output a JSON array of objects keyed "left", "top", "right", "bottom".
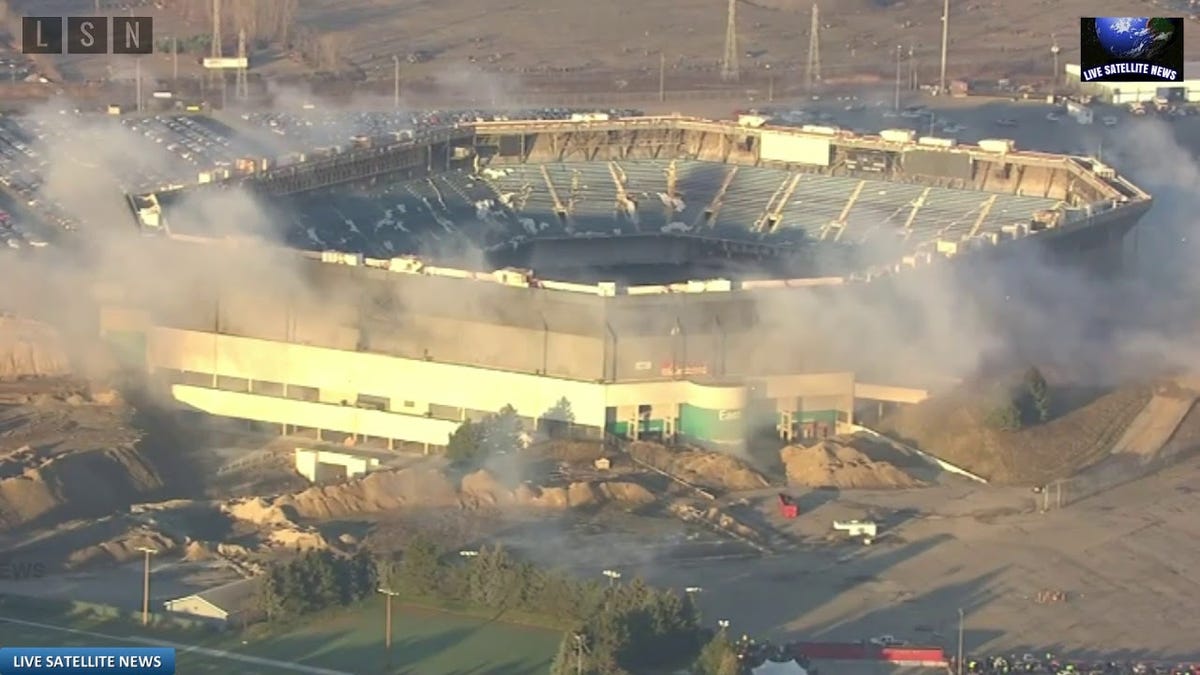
[
  {"left": 1050, "top": 36, "right": 1061, "bottom": 98},
  {"left": 393, "top": 55, "right": 401, "bottom": 109},
  {"left": 378, "top": 587, "right": 399, "bottom": 668},
  {"left": 136, "top": 547, "right": 157, "bottom": 627},
  {"left": 717, "top": 619, "right": 730, "bottom": 633},
  {"left": 894, "top": 45, "right": 902, "bottom": 110},
  {"left": 956, "top": 607, "right": 965, "bottom": 675},
  {"left": 659, "top": 51, "right": 666, "bottom": 103},
  {"left": 602, "top": 569, "right": 622, "bottom": 587},
  {"left": 459, "top": 549, "right": 479, "bottom": 559},
  {"left": 939, "top": 0, "right": 950, "bottom": 94}
]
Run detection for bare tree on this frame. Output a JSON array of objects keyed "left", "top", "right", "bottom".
[{"left": 276, "top": 0, "right": 298, "bottom": 46}]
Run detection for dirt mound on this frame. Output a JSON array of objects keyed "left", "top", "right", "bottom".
[
  {"left": 459, "top": 469, "right": 658, "bottom": 510},
  {"left": 221, "top": 497, "right": 297, "bottom": 528},
  {"left": 627, "top": 442, "right": 769, "bottom": 492},
  {"left": 597, "top": 481, "right": 656, "bottom": 507},
  {"left": 182, "top": 539, "right": 215, "bottom": 561},
  {"left": 878, "top": 379, "right": 1155, "bottom": 484},
  {"left": 0, "top": 446, "right": 164, "bottom": 531},
  {"left": 0, "top": 317, "right": 71, "bottom": 380},
  {"left": 460, "top": 469, "right": 515, "bottom": 508},
  {"left": 532, "top": 439, "right": 607, "bottom": 463},
  {"left": 780, "top": 440, "right": 921, "bottom": 489},
  {"left": 267, "top": 527, "right": 330, "bottom": 551},
  {"left": 65, "top": 527, "right": 175, "bottom": 569},
  {"left": 274, "top": 467, "right": 460, "bottom": 520}
]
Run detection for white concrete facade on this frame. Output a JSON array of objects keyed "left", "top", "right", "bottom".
[
  {"left": 294, "top": 448, "right": 381, "bottom": 482},
  {"left": 146, "top": 327, "right": 856, "bottom": 449}
]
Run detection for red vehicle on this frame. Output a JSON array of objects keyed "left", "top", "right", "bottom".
[{"left": 778, "top": 493, "right": 799, "bottom": 519}]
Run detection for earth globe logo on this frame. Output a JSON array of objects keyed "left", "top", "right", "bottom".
[{"left": 1094, "top": 17, "right": 1176, "bottom": 61}]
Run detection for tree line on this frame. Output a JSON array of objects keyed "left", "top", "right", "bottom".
[{"left": 255, "top": 536, "right": 731, "bottom": 674}]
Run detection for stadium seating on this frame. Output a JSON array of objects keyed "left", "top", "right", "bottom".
[{"left": 164, "top": 154, "right": 1061, "bottom": 260}]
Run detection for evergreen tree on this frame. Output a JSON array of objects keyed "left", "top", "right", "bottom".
[
  {"left": 693, "top": 631, "right": 741, "bottom": 675},
  {"left": 396, "top": 534, "right": 443, "bottom": 595},
  {"left": 446, "top": 419, "right": 486, "bottom": 466},
  {"left": 1025, "top": 366, "right": 1051, "bottom": 422},
  {"left": 482, "top": 404, "right": 522, "bottom": 456}
]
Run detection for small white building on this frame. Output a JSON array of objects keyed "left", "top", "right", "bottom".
[
  {"left": 163, "top": 578, "right": 264, "bottom": 627},
  {"left": 1065, "top": 62, "right": 1200, "bottom": 104}
]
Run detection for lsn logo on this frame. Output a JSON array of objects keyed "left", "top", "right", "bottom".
[{"left": 22, "top": 16, "right": 153, "bottom": 55}]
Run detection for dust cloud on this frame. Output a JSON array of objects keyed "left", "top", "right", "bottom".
[
  {"left": 0, "top": 93, "right": 1195, "bottom": 393},
  {"left": 745, "top": 117, "right": 1200, "bottom": 387}
]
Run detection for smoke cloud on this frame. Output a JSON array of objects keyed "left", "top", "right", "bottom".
[{"left": 0, "top": 94, "right": 1196, "bottom": 398}]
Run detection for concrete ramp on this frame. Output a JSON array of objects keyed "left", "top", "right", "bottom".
[
  {"left": 854, "top": 382, "right": 930, "bottom": 404},
  {"left": 1109, "top": 394, "right": 1196, "bottom": 459}
]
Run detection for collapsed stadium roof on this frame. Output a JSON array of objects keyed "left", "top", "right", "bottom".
[{"left": 129, "top": 115, "right": 1152, "bottom": 293}]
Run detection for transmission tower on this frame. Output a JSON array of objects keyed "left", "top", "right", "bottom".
[
  {"left": 804, "top": 3, "right": 821, "bottom": 91},
  {"left": 720, "top": 0, "right": 739, "bottom": 82},
  {"left": 235, "top": 28, "right": 249, "bottom": 99},
  {"left": 209, "top": 0, "right": 223, "bottom": 89}
]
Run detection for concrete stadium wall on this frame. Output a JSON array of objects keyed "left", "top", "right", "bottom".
[
  {"left": 366, "top": 315, "right": 606, "bottom": 380},
  {"left": 149, "top": 327, "right": 612, "bottom": 426},
  {"left": 145, "top": 325, "right": 854, "bottom": 447}
]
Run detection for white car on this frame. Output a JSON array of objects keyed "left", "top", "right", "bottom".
[{"left": 1102, "top": 116, "right": 1118, "bottom": 126}]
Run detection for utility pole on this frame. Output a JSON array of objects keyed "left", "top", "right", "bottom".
[
  {"left": 908, "top": 44, "right": 916, "bottom": 90},
  {"left": 939, "top": 0, "right": 950, "bottom": 94},
  {"left": 378, "top": 588, "right": 399, "bottom": 669},
  {"left": 805, "top": 3, "right": 821, "bottom": 92},
  {"left": 1051, "top": 34, "right": 1061, "bottom": 98},
  {"left": 767, "top": 65, "right": 774, "bottom": 102},
  {"left": 659, "top": 51, "right": 666, "bottom": 103},
  {"left": 574, "top": 634, "right": 586, "bottom": 675},
  {"left": 136, "top": 547, "right": 157, "bottom": 627},
  {"left": 393, "top": 54, "right": 403, "bottom": 107},
  {"left": 894, "top": 45, "right": 902, "bottom": 110},
  {"left": 956, "top": 608, "right": 965, "bottom": 675},
  {"left": 720, "top": 0, "right": 739, "bottom": 82},
  {"left": 235, "top": 28, "right": 248, "bottom": 100},
  {"left": 210, "top": 0, "right": 223, "bottom": 90},
  {"left": 172, "top": 36, "right": 178, "bottom": 84}
]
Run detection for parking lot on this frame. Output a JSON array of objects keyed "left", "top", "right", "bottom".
[{"left": 0, "top": 112, "right": 270, "bottom": 253}]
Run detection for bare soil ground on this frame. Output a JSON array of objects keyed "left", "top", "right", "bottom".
[
  {"left": 5, "top": 0, "right": 1193, "bottom": 95},
  {"left": 878, "top": 378, "right": 1158, "bottom": 485},
  {"left": 0, "top": 378, "right": 164, "bottom": 533}
]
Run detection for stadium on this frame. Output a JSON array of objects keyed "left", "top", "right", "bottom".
[{"left": 111, "top": 114, "right": 1153, "bottom": 453}]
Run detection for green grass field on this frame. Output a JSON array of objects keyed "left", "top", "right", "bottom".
[{"left": 1, "top": 597, "right": 560, "bottom": 675}]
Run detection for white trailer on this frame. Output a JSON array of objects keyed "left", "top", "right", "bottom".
[{"left": 1066, "top": 101, "right": 1093, "bottom": 125}]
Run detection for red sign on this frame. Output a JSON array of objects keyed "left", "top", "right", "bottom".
[{"left": 660, "top": 361, "right": 709, "bottom": 377}]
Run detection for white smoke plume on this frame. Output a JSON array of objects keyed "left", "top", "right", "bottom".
[{"left": 1, "top": 90, "right": 1197, "bottom": 397}]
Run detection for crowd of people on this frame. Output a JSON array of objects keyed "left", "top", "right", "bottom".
[{"left": 958, "top": 654, "right": 1200, "bottom": 675}]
